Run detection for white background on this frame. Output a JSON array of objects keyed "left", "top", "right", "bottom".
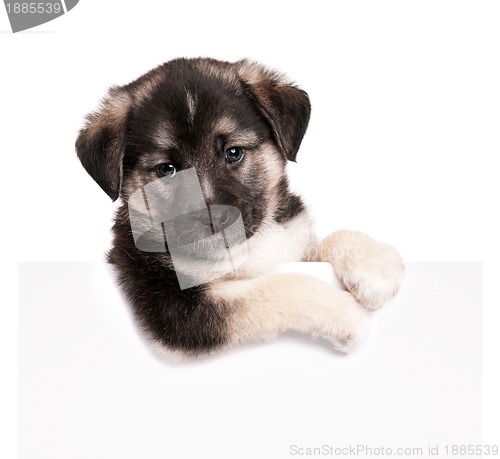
[
  {"left": 2, "top": 0, "right": 499, "bottom": 457},
  {"left": 19, "top": 262, "right": 482, "bottom": 459}
]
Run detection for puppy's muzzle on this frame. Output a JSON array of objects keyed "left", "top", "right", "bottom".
[
  {"left": 198, "top": 206, "right": 231, "bottom": 232},
  {"left": 128, "top": 167, "right": 247, "bottom": 253}
]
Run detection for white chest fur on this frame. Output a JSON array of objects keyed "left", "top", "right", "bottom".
[{"left": 235, "top": 211, "right": 317, "bottom": 278}]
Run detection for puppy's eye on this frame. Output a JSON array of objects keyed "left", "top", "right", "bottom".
[
  {"left": 224, "top": 147, "right": 245, "bottom": 164},
  {"left": 155, "top": 163, "right": 176, "bottom": 178}
]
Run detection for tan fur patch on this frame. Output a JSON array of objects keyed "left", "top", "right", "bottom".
[
  {"left": 236, "top": 59, "right": 290, "bottom": 87},
  {"left": 136, "top": 151, "right": 171, "bottom": 170},
  {"left": 214, "top": 116, "right": 239, "bottom": 135},
  {"left": 237, "top": 142, "right": 286, "bottom": 229},
  {"left": 214, "top": 117, "right": 262, "bottom": 150},
  {"left": 192, "top": 59, "right": 240, "bottom": 89},
  {"left": 122, "top": 151, "right": 169, "bottom": 198},
  {"left": 152, "top": 121, "right": 175, "bottom": 150},
  {"left": 84, "top": 87, "right": 131, "bottom": 138},
  {"left": 260, "top": 142, "right": 285, "bottom": 187},
  {"left": 231, "top": 141, "right": 283, "bottom": 188},
  {"left": 236, "top": 60, "right": 266, "bottom": 86},
  {"left": 209, "top": 272, "right": 369, "bottom": 352}
]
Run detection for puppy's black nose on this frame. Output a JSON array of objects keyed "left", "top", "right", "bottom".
[{"left": 199, "top": 207, "right": 230, "bottom": 231}]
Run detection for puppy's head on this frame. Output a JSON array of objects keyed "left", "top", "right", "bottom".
[{"left": 76, "top": 58, "right": 310, "bottom": 245}]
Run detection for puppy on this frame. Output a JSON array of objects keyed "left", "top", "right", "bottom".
[{"left": 76, "top": 58, "right": 404, "bottom": 357}]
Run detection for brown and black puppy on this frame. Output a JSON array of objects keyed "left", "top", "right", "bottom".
[{"left": 76, "top": 58, "right": 404, "bottom": 358}]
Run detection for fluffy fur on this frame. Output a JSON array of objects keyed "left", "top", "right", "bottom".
[{"left": 76, "top": 58, "right": 404, "bottom": 357}]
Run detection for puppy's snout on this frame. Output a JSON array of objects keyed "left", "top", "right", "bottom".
[{"left": 199, "top": 206, "right": 230, "bottom": 231}]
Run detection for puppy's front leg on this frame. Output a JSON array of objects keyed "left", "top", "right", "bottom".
[{"left": 210, "top": 273, "right": 369, "bottom": 353}]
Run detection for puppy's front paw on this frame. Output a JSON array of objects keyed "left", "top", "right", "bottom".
[
  {"left": 321, "top": 291, "right": 370, "bottom": 353},
  {"left": 317, "top": 230, "right": 405, "bottom": 309}
]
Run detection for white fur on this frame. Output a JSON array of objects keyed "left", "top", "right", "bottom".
[
  {"left": 168, "top": 211, "right": 316, "bottom": 286},
  {"left": 234, "top": 211, "right": 317, "bottom": 278},
  {"left": 186, "top": 90, "right": 197, "bottom": 125}
]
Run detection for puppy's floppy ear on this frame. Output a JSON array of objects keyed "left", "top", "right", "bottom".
[
  {"left": 75, "top": 87, "right": 132, "bottom": 201},
  {"left": 236, "top": 60, "right": 311, "bottom": 162}
]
